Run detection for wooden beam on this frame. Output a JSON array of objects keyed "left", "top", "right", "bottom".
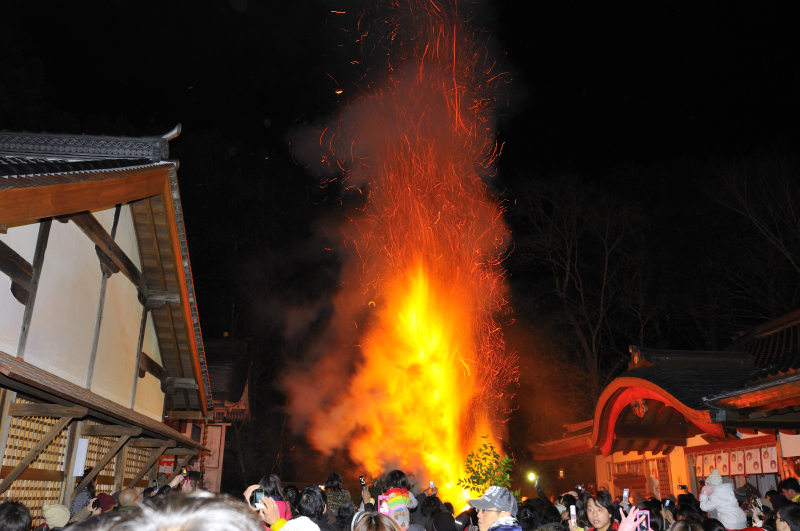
[
  {"left": 0, "top": 239, "right": 32, "bottom": 291},
  {"left": 0, "top": 390, "right": 17, "bottom": 470},
  {"left": 69, "top": 435, "right": 131, "bottom": 502},
  {"left": 60, "top": 421, "right": 84, "bottom": 505},
  {"left": 138, "top": 351, "right": 166, "bottom": 382},
  {"left": 164, "top": 411, "right": 213, "bottom": 420},
  {"left": 163, "top": 377, "right": 199, "bottom": 395},
  {"left": 144, "top": 291, "right": 180, "bottom": 309},
  {"left": 0, "top": 416, "right": 72, "bottom": 495},
  {"left": 70, "top": 212, "right": 146, "bottom": 294},
  {"left": 165, "top": 454, "right": 194, "bottom": 485},
  {"left": 128, "top": 438, "right": 176, "bottom": 448},
  {"left": 0, "top": 465, "right": 64, "bottom": 483},
  {"left": 16, "top": 219, "right": 51, "bottom": 360},
  {"left": 127, "top": 444, "right": 169, "bottom": 488},
  {"left": 163, "top": 448, "right": 200, "bottom": 456},
  {"left": 114, "top": 445, "right": 128, "bottom": 492},
  {"left": 81, "top": 425, "right": 142, "bottom": 437},
  {"left": 0, "top": 166, "right": 169, "bottom": 226},
  {"left": 8, "top": 404, "right": 87, "bottom": 418}
]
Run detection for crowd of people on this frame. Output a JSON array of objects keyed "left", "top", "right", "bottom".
[{"left": 0, "top": 467, "right": 799, "bottom": 531}]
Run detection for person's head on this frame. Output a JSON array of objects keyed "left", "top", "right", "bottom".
[
  {"left": 584, "top": 491, "right": 615, "bottom": 531},
  {"left": 517, "top": 504, "right": 540, "bottom": 531},
  {"left": 384, "top": 470, "right": 409, "bottom": 491},
  {"left": 42, "top": 503, "right": 70, "bottom": 529},
  {"left": 354, "top": 512, "right": 400, "bottom": 531},
  {"left": 702, "top": 518, "right": 726, "bottom": 531},
  {"left": 777, "top": 503, "right": 800, "bottom": 531},
  {"left": 156, "top": 472, "right": 169, "bottom": 486},
  {"left": 0, "top": 501, "right": 31, "bottom": 531},
  {"left": 299, "top": 485, "right": 327, "bottom": 520},
  {"left": 541, "top": 506, "right": 562, "bottom": 525},
  {"left": 421, "top": 495, "right": 443, "bottom": 517},
  {"left": 285, "top": 485, "right": 301, "bottom": 511},
  {"left": 93, "top": 493, "right": 115, "bottom": 514},
  {"left": 325, "top": 473, "right": 344, "bottom": 491},
  {"left": 80, "top": 467, "right": 97, "bottom": 497},
  {"left": 780, "top": 479, "right": 800, "bottom": 501},
  {"left": 336, "top": 501, "right": 356, "bottom": 531},
  {"left": 468, "top": 486, "right": 518, "bottom": 531},
  {"left": 112, "top": 491, "right": 264, "bottom": 531},
  {"left": 433, "top": 512, "right": 458, "bottom": 531},
  {"left": 119, "top": 488, "right": 141, "bottom": 507},
  {"left": 671, "top": 521, "right": 704, "bottom": 531},
  {"left": 259, "top": 474, "right": 286, "bottom": 501},
  {"left": 181, "top": 471, "right": 202, "bottom": 493},
  {"left": 444, "top": 503, "right": 455, "bottom": 515},
  {"left": 677, "top": 504, "right": 699, "bottom": 521}
]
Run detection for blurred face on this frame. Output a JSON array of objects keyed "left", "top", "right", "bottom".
[
  {"left": 477, "top": 508, "right": 509, "bottom": 531},
  {"left": 587, "top": 498, "right": 612, "bottom": 531}
]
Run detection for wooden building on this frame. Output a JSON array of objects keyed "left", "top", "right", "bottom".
[
  {"left": 529, "top": 310, "right": 800, "bottom": 499},
  {"left": 0, "top": 127, "right": 212, "bottom": 521}
]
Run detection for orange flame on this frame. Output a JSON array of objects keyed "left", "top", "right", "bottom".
[{"left": 286, "top": 0, "right": 517, "bottom": 505}]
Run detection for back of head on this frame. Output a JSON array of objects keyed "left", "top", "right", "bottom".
[
  {"left": 385, "top": 470, "right": 409, "bottom": 491},
  {"left": 326, "top": 473, "right": 344, "bottom": 491},
  {"left": 433, "top": 512, "right": 457, "bottom": 531},
  {"left": 517, "top": 504, "right": 540, "bottom": 531},
  {"left": 260, "top": 474, "right": 286, "bottom": 501},
  {"left": 779, "top": 503, "right": 800, "bottom": 531},
  {"left": 285, "top": 485, "right": 301, "bottom": 510},
  {"left": 299, "top": 485, "right": 327, "bottom": 520},
  {"left": 355, "top": 511, "right": 401, "bottom": 531},
  {"left": 42, "top": 503, "right": 71, "bottom": 528},
  {"left": 337, "top": 501, "right": 357, "bottom": 531},
  {"left": 541, "top": 505, "right": 563, "bottom": 525},
  {"left": 421, "top": 496, "right": 442, "bottom": 517},
  {"left": 0, "top": 501, "right": 32, "bottom": 531},
  {"left": 114, "top": 491, "right": 263, "bottom": 531},
  {"left": 701, "top": 519, "right": 726, "bottom": 531},
  {"left": 119, "top": 488, "right": 140, "bottom": 507},
  {"left": 672, "top": 521, "right": 704, "bottom": 531}
]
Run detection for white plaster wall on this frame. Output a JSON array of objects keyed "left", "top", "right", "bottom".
[
  {"left": 24, "top": 220, "right": 104, "bottom": 385},
  {"left": 134, "top": 311, "right": 166, "bottom": 420},
  {"left": 91, "top": 206, "right": 142, "bottom": 406},
  {"left": 0, "top": 222, "right": 39, "bottom": 356}
]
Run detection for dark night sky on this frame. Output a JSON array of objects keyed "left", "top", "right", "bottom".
[
  {"left": 6, "top": 1, "right": 799, "bottom": 172},
  {"left": 3, "top": 0, "right": 800, "bottom": 330}
]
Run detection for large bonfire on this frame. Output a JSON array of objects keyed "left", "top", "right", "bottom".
[{"left": 286, "top": 0, "right": 517, "bottom": 503}]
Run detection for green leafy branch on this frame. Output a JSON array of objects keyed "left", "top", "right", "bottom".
[{"left": 458, "top": 436, "right": 521, "bottom": 503}]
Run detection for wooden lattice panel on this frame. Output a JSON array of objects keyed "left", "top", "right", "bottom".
[
  {"left": 82, "top": 421, "right": 117, "bottom": 494},
  {"left": 2, "top": 398, "right": 69, "bottom": 526},
  {"left": 125, "top": 446, "right": 151, "bottom": 486}
]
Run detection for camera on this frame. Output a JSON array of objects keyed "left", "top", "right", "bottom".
[
  {"left": 250, "top": 488, "right": 266, "bottom": 509},
  {"left": 181, "top": 467, "right": 189, "bottom": 477},
  {"left": 677, "top": 485, "right": 688, "bottom": 491},
  {"left": 360, "top": 476, "right": 367, "bottom": 489}
]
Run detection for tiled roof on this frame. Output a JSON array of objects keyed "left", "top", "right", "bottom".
[
  {"left": 725, "top": 309, "right": 800, "bottom": 384},
  {"left": 0, "top": 156, "right": 154, "bottom": 179},
  {"left": 0, "top": 350, "right": 206, "bottom": 450},
  {"left": 620, "top": 366, "right": 754, "bottom": 409}
]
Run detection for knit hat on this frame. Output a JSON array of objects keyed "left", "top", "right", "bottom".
[
  {"left": 96, "top": 492, "right": 115, "bottom": 512},
  {"left": 42, "top": 504, "right": 70, "bottom": 527},
  {"left": 706, "top": 469, "right": 723, "bottom": 486}
]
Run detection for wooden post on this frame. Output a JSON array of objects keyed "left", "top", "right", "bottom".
[
  {"left": 69, "top": 435, "right": 131, "bottom": 502},
  {"left": 0, "top": 390, "right": 18, "bottom": 467},
  {"left": 16, "top": 219, "right": 52, "bottom": 360},
  {"left": 86, "top": 205, "right": 121, "bottom": 389},
  {"left": 127, "top": 444, "right": 170, "bottom": 488},
  {"left": 114, "top": 446, "right": 128, "bottom": 492},
  {"left": 0, "top": 416, "right": 73, "bottom": 495},
  {"left": 60, "top": 421, "right": 84, "bottom": 504}
]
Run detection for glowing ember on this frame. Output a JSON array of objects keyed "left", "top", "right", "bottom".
[{"left": 286, "top": 0, "right": 518, "bottom": 505}]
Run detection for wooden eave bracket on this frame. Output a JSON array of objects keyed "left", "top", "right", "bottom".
[{"left": 0, "top": 239, "right": 33, "bottom": 305}]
